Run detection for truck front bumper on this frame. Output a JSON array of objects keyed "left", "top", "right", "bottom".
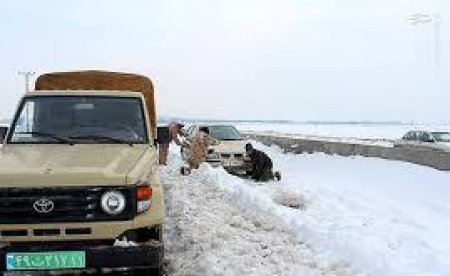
[{"left": 0, "top": 241, "right": 163, "bottom": 272}]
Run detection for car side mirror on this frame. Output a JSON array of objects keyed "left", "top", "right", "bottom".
[{"left": 0, "top": 126, "right": 8, "bottom": 143}]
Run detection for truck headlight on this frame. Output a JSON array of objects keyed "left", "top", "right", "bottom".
[{"left": 101, "top": 190, "right": 126, "bottom": 215}]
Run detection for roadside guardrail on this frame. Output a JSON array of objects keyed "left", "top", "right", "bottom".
[{"left": 245, "top": 132, "right": 450, "bottom": 171}]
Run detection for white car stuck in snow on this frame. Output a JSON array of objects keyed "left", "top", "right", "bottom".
[{"left": 181, "top": 124, "right": 252, "bottom": 175}]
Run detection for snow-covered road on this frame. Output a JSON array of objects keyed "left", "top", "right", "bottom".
[{"left": 162, "top": 142, "right": 450, "bottom": 276}]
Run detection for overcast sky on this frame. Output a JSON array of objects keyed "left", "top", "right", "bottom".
[{"left": 0, "top": 0, "right": 448, "bottom": 122}]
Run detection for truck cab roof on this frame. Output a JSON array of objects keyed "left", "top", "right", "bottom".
[{"left": 27, "top": 90, "right": 144, "bottom": 98}]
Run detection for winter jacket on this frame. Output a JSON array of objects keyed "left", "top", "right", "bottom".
[
  {"left": 187, "top": 132, "right": 212, "bottom": 169},
  {"left": 249, "top": 149, "right": 273, "bottom": 181}
]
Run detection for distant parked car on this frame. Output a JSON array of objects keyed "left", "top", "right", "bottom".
[
  {"left": 395, "top": 130, "right": 450, "bottom": 150},
  {"left": 181, "top": 124, "right": 252, "bottom": 175}
]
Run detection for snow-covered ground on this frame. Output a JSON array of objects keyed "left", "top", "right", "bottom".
[
  {"left": 233, "top": 122, "right": 450, "bottom": 140},
  {"left": 162, "top": 142, "right": 450, "bottom": 276},
  {"left": 162, "top": 147, "right": 352, "bottom": 276}
]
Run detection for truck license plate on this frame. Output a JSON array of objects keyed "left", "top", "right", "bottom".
[{"left": 6, "top": 251, "right": 86, "bottom": 270}]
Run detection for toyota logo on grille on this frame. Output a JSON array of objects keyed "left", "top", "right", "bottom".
[{"left": 33, "top": 198, "right": 55, "bottom": 213}]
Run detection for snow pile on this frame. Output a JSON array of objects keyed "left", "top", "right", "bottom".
[
  {"left": 162, "top": 141, "right": 450, "bottom": 275},
  {"left": 114, "top": 237, "right": 137, "bottom": 247},
  {"left": 162, "top": 147, "right": 351, "bottom": 276}
]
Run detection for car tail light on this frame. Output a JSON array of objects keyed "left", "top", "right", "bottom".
[{"left": 137, "top": 186, "right": 152, "bottom": 213}]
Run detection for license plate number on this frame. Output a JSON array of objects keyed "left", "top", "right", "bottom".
[{"left": 6, "top": 251, "right": 86, "bottom": 270}]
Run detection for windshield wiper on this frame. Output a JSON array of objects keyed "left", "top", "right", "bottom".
[
  {"left": 69, "top": 134, "right": 133, "bottom": 146},
  {"left": 15, "top": 131, "right": 73, "bottom": 144}
]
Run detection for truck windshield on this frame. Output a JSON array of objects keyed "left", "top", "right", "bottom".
[
  {"left": 9, "top": 96, "right": 148, "bottom": 144},
  {"left": 209, "top": 125, "right": 243, "bottom": 140}
]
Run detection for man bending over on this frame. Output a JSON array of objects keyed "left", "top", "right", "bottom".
[{"left": 245, "top": 143, "right": 281, "bottom": 182}]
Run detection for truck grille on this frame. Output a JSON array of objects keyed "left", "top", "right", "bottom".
[{"left": 0, "top": 187, "right": 135, "bottom": 224}]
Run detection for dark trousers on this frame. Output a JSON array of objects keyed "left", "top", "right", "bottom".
[{"left": 256, "top": 167, "right": 274, "bottom": 182}]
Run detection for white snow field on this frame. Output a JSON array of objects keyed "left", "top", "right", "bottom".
[
  {"left": 162, "top": 142, "right": 450, "bottom": 276},
  {"left": 242, "top": 132, "right": 394, "bottom": 148},
  {"left": 233, "top": 122, "right": 450, "bottom": 140}
]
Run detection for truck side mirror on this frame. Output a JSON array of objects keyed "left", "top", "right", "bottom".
[{"left": 0, "top": 126, "right": 8, "bottom": 143}]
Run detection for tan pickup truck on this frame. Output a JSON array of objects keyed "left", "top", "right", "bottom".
[{"left": 0, "top": 71, "right": 164, "bottom": 274}]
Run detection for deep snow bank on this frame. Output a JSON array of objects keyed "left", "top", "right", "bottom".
[
  {"left": 161, "top": 140, "right": 450, "bottom": 276},
  {"left": 253, "top": 142, "right": 450, "bottom": 276},
  {"left": 161, "top": 148, "right": 351, "bottom": 276}
]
